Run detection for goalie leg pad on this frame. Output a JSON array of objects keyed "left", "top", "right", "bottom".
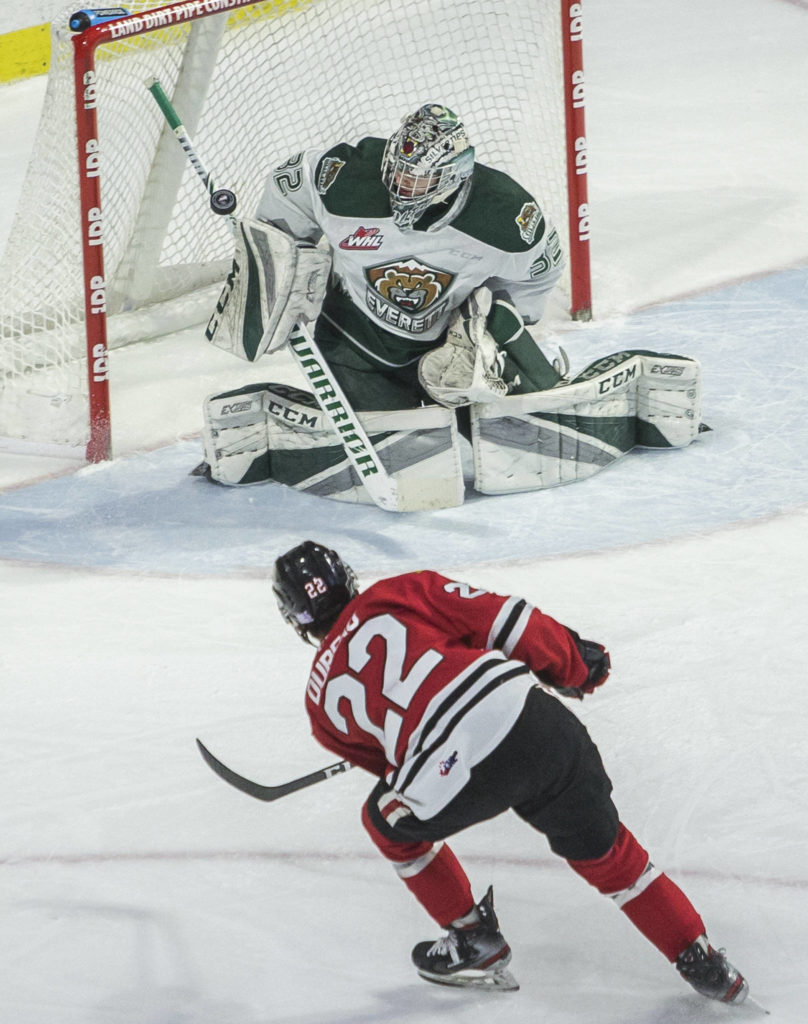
[
  {"left": 201, "top": 385, "right": 464, "bottom": 507},
  {"left": 287, "top": 404, "right": 464, "bottom": 507},
  {"left": 205, "top": 217, "right": 331, "bottom": 362},
  {"left": 471, "top": 351, "right": 702, "bottom": 494},
  {"left": 201, "top": 382, "right": 329, "bottom": 485}
]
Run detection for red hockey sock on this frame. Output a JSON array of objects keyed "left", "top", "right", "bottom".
[
  {"left": 567, "top": 823, "right": 704, "bottom": 961},
  {"left": 619, "top": 872, "right": 705, "bottom": 961},
  {"left": 361, "top": 800, "right": 474, "bottom": 926},
  {"left": 393, "top": 842, "right": 475, "bottom": 927}
]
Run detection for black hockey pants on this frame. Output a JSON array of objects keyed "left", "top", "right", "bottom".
[{"left": 364, "top": 685, "right": 619, "bottom": 862}]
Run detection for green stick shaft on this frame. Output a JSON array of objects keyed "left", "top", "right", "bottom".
[{"left": 146, "top": 77, "right": 213, "bottom": 191}]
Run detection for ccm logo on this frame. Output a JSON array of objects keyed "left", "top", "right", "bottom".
[
  {"left": 205, "top": 260, "right": 239, "bottom": 341},
  {"left": 598, "top": 364, "right": 638, "bottom": 394}
]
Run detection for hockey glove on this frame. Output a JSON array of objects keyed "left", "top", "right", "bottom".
[
  {"left": 558, "top": 630, "right": 611, "bottom": 699},
  {"left": 418, "top": 287, "right": 509, "bottom": 407}
]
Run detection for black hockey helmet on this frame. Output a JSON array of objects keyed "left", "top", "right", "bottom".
[{"left": 272, "top": 540, "right": 358, "bottom": 643}]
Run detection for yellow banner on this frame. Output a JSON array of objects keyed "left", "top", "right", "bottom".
[{"left": 0, "top": 24, "right": 50, "bottom": 82}]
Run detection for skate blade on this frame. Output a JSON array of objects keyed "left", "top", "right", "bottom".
[
  {"left": 417, "top": 966, "right": 520, "bottom": 992},
  {"left": 726, "top": 975, "right": 750, "bottom": 1005},
  {"left": 743, "top": 993, "right": 770, "bottom": 1016}
]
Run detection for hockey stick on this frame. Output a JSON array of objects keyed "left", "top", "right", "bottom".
[
  {"left": 146, "top": 79, "right": 436, "bottom": 513},
  {"left": 146, "top": 78, "right": 238, "bottom": 218},
  {"left": 196, "top": 738, "right": 353, "bottom": 802}
]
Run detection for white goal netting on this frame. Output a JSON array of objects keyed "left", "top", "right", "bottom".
[{"left": 0, "top": 0, "right": 574, "bottom": 453}]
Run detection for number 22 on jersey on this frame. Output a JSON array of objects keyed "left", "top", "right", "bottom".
[{"left": 309, "top": 613, "right": 443, "bottom": 761}]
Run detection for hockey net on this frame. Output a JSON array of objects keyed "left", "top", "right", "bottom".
[{"left": 0, "top": 0, "right": 590, "bottom": 459}]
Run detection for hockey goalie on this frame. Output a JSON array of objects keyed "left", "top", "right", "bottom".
[{"left": 196, "top": 103, "right": 703, "bottom": 508}]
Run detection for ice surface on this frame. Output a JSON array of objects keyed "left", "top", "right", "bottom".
[
  {"left": 1, "top": 1, "right": 807, "bottom": 1022},
  {"left": 0, "top": 267, "right": 807, "bottom": 575},
  {"left": 3, "top": 511, "right": 806, "bottom": 1024}
]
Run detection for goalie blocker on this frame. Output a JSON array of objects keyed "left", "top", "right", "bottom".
[{"left": 205, "top": 217, "right": 331, "bottom": 361}]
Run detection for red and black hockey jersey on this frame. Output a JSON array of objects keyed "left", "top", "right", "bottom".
[{"left": 304, "top": 570, "right": 590, "bottom": 818}]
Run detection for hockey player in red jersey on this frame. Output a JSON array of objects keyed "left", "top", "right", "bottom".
[{"left": 273, "top": 540, "right": 749, "bottom": 1003}]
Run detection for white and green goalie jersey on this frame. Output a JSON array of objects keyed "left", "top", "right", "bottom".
[{"left": 256, "top": 137, "right": 564, "bottom": 351}]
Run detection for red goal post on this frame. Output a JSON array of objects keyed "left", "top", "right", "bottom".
[
  {"left": 561, "top": 3, "right": 592, "bottom": 324},
  {"left": 72, "top": 4, "right": 268, "bottom": 460},
  {"left": 4, "top": 0, "right": 592, "bottom": 462}
]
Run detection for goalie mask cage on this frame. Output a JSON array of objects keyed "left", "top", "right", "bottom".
[{"left": 0, "top": 0, "right": 591, "bottom": 461}]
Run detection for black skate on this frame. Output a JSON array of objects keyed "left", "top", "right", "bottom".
[
  {"left": 411, "top": 886, "right": 518, "bottom": 991},
  {"left": 675, "top": 935, "right": 749, "bottom": 1004},
  {"left": 190, "top": 461, "right": 212, "bottom": 478}
]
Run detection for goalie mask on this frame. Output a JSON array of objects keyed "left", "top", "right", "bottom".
[
  {"left": 273, "top": 540, "right": 358, "bottom": 644},
  {"left": 382, "top": 104, "right": 475, "bottom": 230}
]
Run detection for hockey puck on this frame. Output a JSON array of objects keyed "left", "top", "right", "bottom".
[
  {"left": 210, "top": 189, "right": 237, "bottom": 216},
  {"left": 69, "top": 11, "right": 93, "bottom": 30}
]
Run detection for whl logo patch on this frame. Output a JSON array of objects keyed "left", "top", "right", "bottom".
[
  {"left": 339, "top": 226, "right": 384, "bottom": 250},
  {"left": 439, "top": 751, "right": 459, "bottom": 776}
]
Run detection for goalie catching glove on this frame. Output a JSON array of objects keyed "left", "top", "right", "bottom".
[
  {"left": 418, "top": 286, "right": 510, "bottom": 407},
  {"left": 205, "top": 217, "right": 331, "bottom": 362}
]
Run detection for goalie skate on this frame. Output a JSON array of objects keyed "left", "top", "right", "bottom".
[{"left": 411, "top": 886, "right": 519, "bottom": 992}]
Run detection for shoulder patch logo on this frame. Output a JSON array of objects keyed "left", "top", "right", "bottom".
[
  {"left": 339, "top": 226, "right": 384, "bottom": 250},
  {"left": 317, "top": 157, "right": 345, "bottom": 195},
  {"left": 515, "top": 201, "right": 544, "bottom": 244},
  {"left": 439, "top": 751, "right": 459, "bottom": 777},
  {"left": 364, "top": 257, "right": 455, "bottom": 334}
]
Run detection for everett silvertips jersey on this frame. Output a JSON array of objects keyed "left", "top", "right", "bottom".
[
  {"left": 304, "top": 570, "right": 589, "bottom": 819},
  {"left": 256, "top": 137, "right": 564, "bottom": 348}
]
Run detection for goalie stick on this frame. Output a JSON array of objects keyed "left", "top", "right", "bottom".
[
  {"left": 146, "top": 79, "right": 446, "bottom": 513},
  {"left": 196, "top": 738, "right": 353, "bottom": 802},
  {"left": 146, "top": 78, "right": 236, "bottom": 218}
]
